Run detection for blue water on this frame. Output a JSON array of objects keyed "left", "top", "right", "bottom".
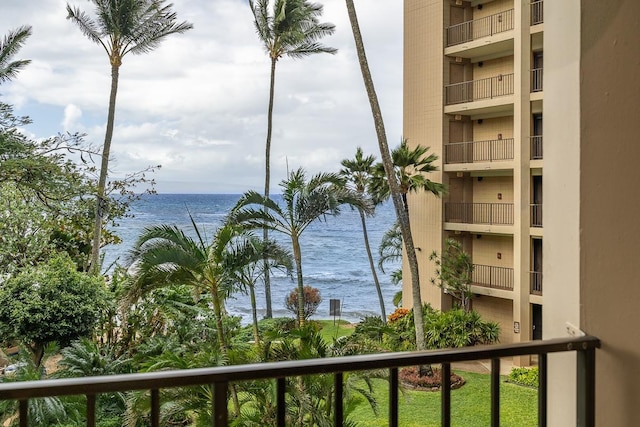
[{"left": 104, "top": 194, "right": 401, "bottom": 324}]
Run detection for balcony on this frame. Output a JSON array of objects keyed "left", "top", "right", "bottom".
[
  {"left": 531, "top": 0, "right": 544, "bottom": 26},
  {"left": 530, "top": 135, "right": 543, "bottom": 159},
  {"left": 446, "top": 9, "right": 514, "bottom": 47},
  {"left": 0, "top": 336, "right": 600, "bottom": 427},
  {"left": 531, "top": 270, "right": 543, "bottom": 295},
  {"left": 445, "top": 202, "right": 514, "bottom": 226},
  {"left": 531, "top": 68, "right": 543, "bottom": 92},
  {"left": 445, "top": 138, "right": 514, "bottom": 164},
  {"left": 446, "top": 73, "right": 514, "bottom": 106},
  {"left": 531, "top": 204, "right": 543, "bottom": 227},
  {"left": 473, "top": 264, "right": 514, "bottom": 290}
]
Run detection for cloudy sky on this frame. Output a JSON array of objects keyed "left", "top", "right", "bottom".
[{"left": 1, "top": 0, "right": 402, "bottom": 194}]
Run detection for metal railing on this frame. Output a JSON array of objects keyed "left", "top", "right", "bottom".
[
  {"left": 531, "top": 271, "right": 543, "bottom": 295},
  {"left": 531, "top": 135, "right": 543, "bottom": 159},
  {"left": 473, "top": 264, "right": 514, "bottom": 290},
  {"left": 447, "top": 9, "right": 514, "bottom": 47},
  {"left": 445, "top": 202, "right": 514, "bottom": 225},
  {"left": 0, "top": 336, "right": 600, "bottom": 427},
  {"left": 531, "top": 0, "right": 544, "bottom": 25},
  {"left": 531, "top": 204, "right": 543, "bottom": 227},
  {"left": 445, "top": 138, "right": 514, "bottom": 164},
  {"left": 446, "top": 73, "right": 514, "bottom": 105},
  {"left": 531, "top": 68, "right": 543, "bottom": 92}
]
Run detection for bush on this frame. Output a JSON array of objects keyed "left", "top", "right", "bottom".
[
  {"left": 284, "top": 286, "right": 321, "bottom": 320},
  {"left": 508, "top": 367, "right": 539, "bottom": 387}
]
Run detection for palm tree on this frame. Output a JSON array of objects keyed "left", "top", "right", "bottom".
[
  {"left": 340, "top": 147, "right": 387, "bottom": 323},
  {"left": 66, "top": 0, "right": 192, "bottom": 275},
  {"left": 230, "top": 167, "right": 371, "bottom": 326},
  {"left": 0, "top": 25, "right": 32, "bottom": 84},
  {"left": 343, "top": 0, "right": 429, "bottom": 355},
  {"left": 249, "top": 0, "right": 336, "bottom": 318}
]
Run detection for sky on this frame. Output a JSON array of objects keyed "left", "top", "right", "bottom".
[{"left": 0, "top": 0, "right": 402, "bottom": 194}]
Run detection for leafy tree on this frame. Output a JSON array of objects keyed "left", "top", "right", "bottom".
[
  {"left": 249, "top": 0, "right": 336, "bottom": 318},
  {"left": 340, "top": 147, "right": 387, "bottom": 322},
  {"left": 378, "top": 220, "right": 403, "bottom": 306},
  {"left": 0, "top": 25, "right": 32, "bottom": 83},
  {"left": 0, "top": 254, "right": 108, "bottom": 366},
  {"left": 343, "top": 0, "right": 431, "bottom": 361},
  {"left": 66, "top": 0, "right": 193, "bottom": 275},
  {"left": 429, "top": 238, "right": 474, "bottom": 312},
  {"left": 284, "top": 285, "right": 322, "bottom": 320},
  {"left": 230, "top": 167, "right": 371, "bottom": 326}
]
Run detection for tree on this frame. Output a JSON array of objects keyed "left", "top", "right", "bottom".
[
  {"left": 429, "top": 238, "right": 474, "bottom": 312},
  {"left": 378, "top": 220, "right": 403, "bottom": 306},
  {"left": 66, "top": 0, "right": 192, "bottom": 275},
  {"left": 285, "top": 285, "right": 322, "bottom": 320},
  {"left": 340, "top": 147, "right": 387, "bottom": 322},
  {"left": 0, "top": 254, "right": 108, "bottom": 367},
  {"left": 344, "top": 0, "right": 432, "bottom": 360},
  {"left": 0, "top": 25, "right": 32, "bottom": 84},
  {"left": 249, "top": 0, "right": 336, "bottom": 318},
  {"left": 230, "top": 167, "right": 371, "bottom": 326}
]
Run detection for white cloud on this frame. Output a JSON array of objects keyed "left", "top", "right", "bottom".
[{"left": 0, "top": 0, "right": 403, "bottom": 194}]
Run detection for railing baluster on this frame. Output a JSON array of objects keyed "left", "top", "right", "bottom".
[
  {"left": 19, "top": 399, "right": 27, "bottom": 427},
  {"left": 491, "top": 358, "right": 500, "bottom": 427},
  {"left": 577, "top": 348, "right": 596, "bottom": 427},
  {"left": 538, "top": 353, "right": 547, "bottom": 427},
  {"left": 151, "top": 389, "right": 160, "bottom": 427},
  {"left": 213, "top": 381, "right": 228, "bottom": 427},
  {"left": 87, "top": 394, "right": 96, "bottom": 427},
  {"left": 277, "top": 378, "right": 286, "bottom": 427},
  {"left": 389, "top": 367, "right": 398, "bottom": 427},
  {"left": 441, "top": 363, "right": 451, "bottom": 427},
  {"left": 334, "top": 373, "right": 343, "bottom": 427}
]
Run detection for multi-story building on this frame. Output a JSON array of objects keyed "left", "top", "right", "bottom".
[{"left": 403, "top": 0, "right": 544, "bottom": 356}]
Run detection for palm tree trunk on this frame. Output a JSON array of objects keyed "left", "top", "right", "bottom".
[
  {"left": 358, "top": 208, "right": 386, "bottom": 323},
  {"left": 292, "top": 233, "right": 305, "bottom": 326},
  {"left": 345, "top": 0, "right": 426, "bottom": 352},
  {"left": 90, "top": 63, "right": 120, "bottom": 275},
  {"left": 250, "top": 283, "right": 260, "bottom": 344},
  {"left": 262, "top": 57, "right": 278, "bottom": 318}
]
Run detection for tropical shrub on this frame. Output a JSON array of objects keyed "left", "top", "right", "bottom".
[
  {"left": 508, "top": 366, "right": 539, "bottom": 387},
  {"left": 285, "top": 285, "right": 322, "bottom": 320}
]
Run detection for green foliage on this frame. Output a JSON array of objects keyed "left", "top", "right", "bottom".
[
  {"left": 0, "top": 254, "right": 108, "bottom": 365},
  {"left": 425, "top": 309, "right": 501, "bottom": 349},
  {"left": 429, "top": 238, "right": 474, "bottom": 312},
  {"left": 508, "top": 367, "right": 539, "bottom": 388}
]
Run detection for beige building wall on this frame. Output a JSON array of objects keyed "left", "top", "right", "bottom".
[
  {"left": 473, "top": 296, "right": 513, "bottom": 344},
  {"left": 546, "top": 1, "right": 640, "bottom": 425},
  {"left": 472, "top": 235, "right": 513, "bottom": 268},
  {"left": 473, "top": 0, "right": 514, "bottom": 20},
  {"left": 472, "top": 55, "right": 514, "bottom": 80},
  {"left": 473, "top": 116, "right": 513, "bottom": 141},
  {"left": 472, "top": 176, "right": 513, "bottom": 203}
]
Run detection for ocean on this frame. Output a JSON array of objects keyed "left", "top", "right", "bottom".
[{"left": 103, "top": 194, "right": 401, "bottom": 324}]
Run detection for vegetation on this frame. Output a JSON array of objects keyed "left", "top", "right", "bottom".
[
  {"left": 285, "top": 285, "right": 322, "bottom": 320},
  {"left": 66, "top": 0, "right": 193, "bottom": 274},
  {"left": 249, "top": 0, "right": 337, "bottom": 319},
  {"left": 0, "top": 25, "right": 32, "bottom": 83},
  {"left": 429, "top": 238, "right": 474, "bottom": 312},
  {"left": 508, "top": 367, "right": 539, "bottom": 388}
]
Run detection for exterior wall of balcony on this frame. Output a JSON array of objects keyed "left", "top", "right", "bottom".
[
  {"left": 472, "top": 295, "right": 514, "bottom": 344},
  {"left": 473, "top": 116, "right": 513, "bottom": 142},
  {"left": 472, "top": 55, "right": 514, "bottom": 80},
  {"left": 472, "top": 175, "right": 513, "bottom": 203},
  {"left": 472, "top": 234, "right": 513, "bottom": 267},
  {"left": 474, "top": 0, "right": 514, "bottom": 21}
]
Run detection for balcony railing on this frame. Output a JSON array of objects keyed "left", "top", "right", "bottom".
[
  {"left": 445, "top": 73, "right": 514, "bottom": 105},
  {"left": 445, "top": 138, "right": 514, "bottom": 164},
  {"left": 445, "top": 202, "right": 514, "bottom": 225},
  {"left": 446, "top": 9, "right": 514, "bottom": 47},
  {"left": 531, "top": 0, "right": 544, "bottom": 25},
  {"left": 531, "top": 68, "right": 543, "bottom": 92},
  {"left": 531, "top": 271, "right": 543, "bottom": 295},
  {"left": 531, "top": 135, "right": 543, "bottom": 159},
  {"left": 473, "top": 264, "right": 514, "bottom": 290},
  {"left": 531, "top": 204, "right": 543, "bottom": 227},
  {"left": 0, "top": 336, "right": 600, "bottom": 427}
]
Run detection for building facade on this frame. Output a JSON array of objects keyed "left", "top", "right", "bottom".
[{"left": 403, "top": 0, "right": 543, "bottom": 354}]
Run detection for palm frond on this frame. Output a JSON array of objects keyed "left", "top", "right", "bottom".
[{"left": 0, "top": 25, "right": 32, "bottom": 83}]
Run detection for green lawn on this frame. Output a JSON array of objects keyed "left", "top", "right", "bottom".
[
  {"left": 317, "top": 319, "right": 354, "bottom": 342},
  {"left": 348, "top": 372, "right": 537, "bottom": 427}
]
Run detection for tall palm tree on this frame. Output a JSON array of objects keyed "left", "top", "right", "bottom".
[
  {"left": 249, "top": 0, "right": 336, "bottom": 317},
  {"left": 344, "top": 0, "right": 438, "bottom": 358},
  {"left": 67, "top": 0, "right": 192, "bottom": 275},
  {"left": 230, "top": 167, "right": 371, "bottom": 326},
  {"left": 0, "top": 25, "right": 32, "bottom": 84},
  {"left": 340, "top": 147, "right": 386, "bottom": 323}
]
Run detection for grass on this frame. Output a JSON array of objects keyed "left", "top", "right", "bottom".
[
  {"left": 316, "top": 319, "right": 354, "bottom": 342},
  {"left": 348, "top": 372, "right": 537, "bottom": 426}
]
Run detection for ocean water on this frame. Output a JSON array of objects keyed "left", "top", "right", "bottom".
[{"left": 103, "top": 194, "right": 401, "bottom": 324}]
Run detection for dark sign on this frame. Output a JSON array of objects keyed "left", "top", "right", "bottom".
[{"left": 329, "top": 299, "right": 341, "bottom": 316}]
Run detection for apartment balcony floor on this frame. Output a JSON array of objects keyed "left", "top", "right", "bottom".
[
  {"left": 445, "top": 34, "right": 514, "bottom": 61},
  {"left": 444, "top": 97, "right": 514, "bottom": 117}
]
